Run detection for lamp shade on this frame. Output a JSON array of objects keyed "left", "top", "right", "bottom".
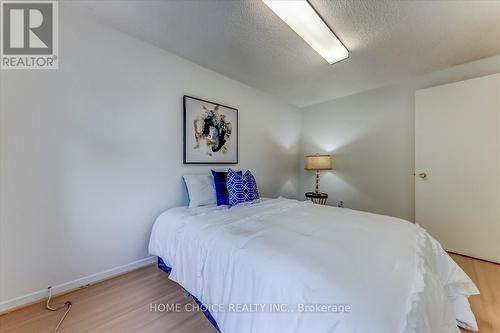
[{"left": 304, "top": 155, "right": 332, "bottom": 170}]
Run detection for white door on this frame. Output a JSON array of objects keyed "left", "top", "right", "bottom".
[{"left": 415, "top": 73, "right": 500, "bottom": 263}]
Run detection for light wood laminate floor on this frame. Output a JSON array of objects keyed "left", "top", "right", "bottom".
[
  {"left": 450, "top": 254, "right": 500, "bottom": 333},
  {"left": 0, "top": 254, "right": 498, "bottom": 333}
]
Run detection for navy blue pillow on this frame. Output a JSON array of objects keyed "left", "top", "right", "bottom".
[
  {"left": 227, "top": 169, "right": 260, "bottom": 207},
  {"left": 211, "top": 170, "right": 242, "bottom": 206}
]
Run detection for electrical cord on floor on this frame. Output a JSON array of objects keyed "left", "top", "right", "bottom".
[{"left": 46, "top": 286, "right": 72, "bottom": 333}]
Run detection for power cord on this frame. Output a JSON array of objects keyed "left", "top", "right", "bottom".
[{"left": 46, "top": 286, "right": 72, "bottom": 333}]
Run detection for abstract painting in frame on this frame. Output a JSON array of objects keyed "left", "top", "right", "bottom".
[{"left": 183, "top": 95, "right": 238, "bottom": 164}]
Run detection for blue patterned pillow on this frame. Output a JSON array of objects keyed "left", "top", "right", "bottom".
[
  {"left": 211, "top": 170, "right": 242, "bottom": 206},
  {"left": 227, "top": 169, "right": 260, "bottom": 207}
]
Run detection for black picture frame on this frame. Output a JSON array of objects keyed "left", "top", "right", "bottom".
[{"left": 183, "top": 95, "right": 238, "bottom": 164}]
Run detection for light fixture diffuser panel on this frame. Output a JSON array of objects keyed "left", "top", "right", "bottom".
[{"left": 263, "top": 0, "right": 348, "bottom": 64}]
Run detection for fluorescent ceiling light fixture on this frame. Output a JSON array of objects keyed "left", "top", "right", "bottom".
[{"left": 262, "top": 0, "right": 348, "bottom": 64}]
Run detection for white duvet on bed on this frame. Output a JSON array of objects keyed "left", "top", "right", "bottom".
[{"left": 148, "top": 198, "right": 479, "bottom": 333}]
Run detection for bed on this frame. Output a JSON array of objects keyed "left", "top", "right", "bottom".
[{"left": 148, "top": 197, "right": 479, "bottom": 333}]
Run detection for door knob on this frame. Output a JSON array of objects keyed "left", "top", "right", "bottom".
[{"left": 418, "top": 172, "right": 427, "bottom": 179}]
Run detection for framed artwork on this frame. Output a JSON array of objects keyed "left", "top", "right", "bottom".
[{"left": 183, "top": 95, "right": 238, "bottom": 164}]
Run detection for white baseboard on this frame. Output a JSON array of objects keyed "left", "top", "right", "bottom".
[{"left": 0, "top": 256, "right": 156, "bottom": 313}]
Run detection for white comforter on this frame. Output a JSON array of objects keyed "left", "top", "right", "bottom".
[{"left": 148, "top": 198, "right": 479, "bottom": 333}]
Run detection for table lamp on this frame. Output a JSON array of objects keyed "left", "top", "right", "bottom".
[{"left": 305, "top": 155, "right": 332, "bottom": 194}]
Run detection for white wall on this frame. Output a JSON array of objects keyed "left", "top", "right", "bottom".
[
  {"left": 300, "top": 55, "right": 500, "bottom": 221},
  {"left": 0, "top": 10, "right": 301, "bottom": 309}
]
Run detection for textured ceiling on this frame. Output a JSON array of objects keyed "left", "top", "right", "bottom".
[{"left": 67, "top": 0, "right": 500, "bottom": 107}]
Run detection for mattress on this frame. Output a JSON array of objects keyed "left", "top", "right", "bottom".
[{"left": 149, "top": 198, "right": 479, "bottom": 333}]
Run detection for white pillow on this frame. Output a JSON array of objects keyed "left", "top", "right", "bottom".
[{"left": 183, "top": 174, "right": 216, "bottom": 208}]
